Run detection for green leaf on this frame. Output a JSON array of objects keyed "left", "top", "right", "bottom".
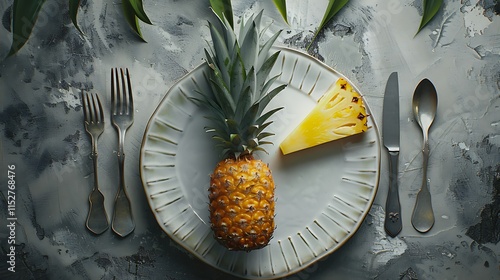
[
  {"left": 307, "top": 0, "right": 350, "bottom": 50},
  {"left": 210, "top": 0, "right": 233, "bottom": 29},
  {"left": 239, "top": 11, "right": 262, "bottom": 43},
  {"left": 416, "top": 0, "right": 443, "bottom": 35},
  {"left": 207, "top": 22, "right": 231, "bottom": 83},
  {"left": 220, "top": 15, "right": 237, "bottom": 55},
  {"left": 319, "top": 0, "right": 350, "bottom": 29},
  {"left": 257, "top": 85, "right": 286, "bottom": 115},
  {"left": 234, "top": 85, "right": 252, "bottom": 123},
  {"left": 257, "top": 30, "right": 281, "bottom": 71},
  {"left": 228, "top": 52, "right": 245, "bottom": 106},
  {"left": 8, "top": 0, "right": 46, "bottom": 56},
  {"left": 272, "top": 0, "right": 288, "bottom": 24},
  {"left": 256, "top": 51, "right": 280, "bottom": 94},
  {"left": 122, "top": 0, "right": 146, "bottom": 42},
  {"left": 255, "top": 107, "right": 283, "bottom": 126},
  {"left": 239, "top": 20, "right": 258, "bottom": 72},
  {"left": 69, "top": 0, "right": 83, "bottom": 34},
  {"left": 125, "top": 0, "right": 152, "bottom": 24}
]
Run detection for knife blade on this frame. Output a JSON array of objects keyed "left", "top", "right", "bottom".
[{"left": 382, "top": 72, "right": 402, "bottom": 237}]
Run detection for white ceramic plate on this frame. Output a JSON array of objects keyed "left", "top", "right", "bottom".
[{"left": 140, "top": 47, "right": 381, "bottom": 279}]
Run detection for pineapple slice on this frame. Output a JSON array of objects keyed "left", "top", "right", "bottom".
[{"left": 280, "top": 78, "right": 368, "bottom": 155}]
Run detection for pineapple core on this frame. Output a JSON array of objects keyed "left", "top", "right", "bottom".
[{"left": 280, "top": 78, "right": 368, "bottom": 155}]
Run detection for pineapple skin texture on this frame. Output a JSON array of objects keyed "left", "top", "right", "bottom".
[
  {"left": 280, "top": 78, "right": 368, "bottom": 155},
  {"left": 209, "top": 156, "right": 275, "bottom": 251}
]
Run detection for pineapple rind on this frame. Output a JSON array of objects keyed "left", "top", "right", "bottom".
[
  {"left": 209, "top": 156, "right": 275, "bottom": 251},
  {"left": 280, "top": 78, "right": 368, "bottom": 155}
]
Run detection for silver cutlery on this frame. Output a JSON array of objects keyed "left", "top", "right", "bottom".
[
  {"left": 110, "top": 68, "right": 135, "bottom": 237},
  {"left": 411, "top": 78, "right": 437, "bottom": 233},
  {"left": 382, "top": 72, "right": 402, "bottom": 237},
  {"left": 82, "top": 91, "right": 109, "bottom": 235}
]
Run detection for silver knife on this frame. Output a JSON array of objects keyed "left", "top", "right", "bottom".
[{"left": 383, "top": 72, "right": 402, "bottom": 237}]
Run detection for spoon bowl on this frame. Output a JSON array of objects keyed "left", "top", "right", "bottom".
[
  {"left": 411, "top": 78, "right": 438, "bottom": 233},
  {"left": 413, "top": 79, "right": 438, "bottom": 131}
]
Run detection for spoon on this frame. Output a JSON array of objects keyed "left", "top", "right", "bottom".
[{"left": 411, "top": 78, "right": 437, "bottom": 233}]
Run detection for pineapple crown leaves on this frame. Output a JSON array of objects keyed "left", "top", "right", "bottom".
[{"left": 194, "top": 10, "right": 286, "bottom": 158}]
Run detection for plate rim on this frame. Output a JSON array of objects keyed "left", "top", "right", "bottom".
[{"left": 139, "top": 46, "right": 382, "bottom": 279}]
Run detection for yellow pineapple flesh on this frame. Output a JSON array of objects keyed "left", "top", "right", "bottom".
[
  {"left": 209, "top": 155, "right": 275, "bottom": 251},
  {"left": 280, "top": 78, "right": 368, "bottom": 155}
]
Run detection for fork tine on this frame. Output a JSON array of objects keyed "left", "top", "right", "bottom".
[
  {"left": 125, "top": 68, "right": 134, "bottom": 114},
  {"left": 120, "top": 68, "right": 127, "bottom": 114},
  {"left": 111, "top": 69, "right": 115, "bottom": 114},
  {"left": 91, "top": 93, "right": 104, "bottom": 124},
  {"left": 87, "top": 93, "right": 96, "bottom": 123},
  {"left": 97, "top": 94, "right": 104, "bottom": 124},
  {"left": 117, "top": 68, "right": 123, "bottom": 114},
  {"left": 90, "top": 93, "right": 98, "bottom": 123},
  {"left": 82, "top": 91, "right": 90, "bottom": 124},
  {"left": 111, "top": 68, "right": 118, "bottom": 115}
]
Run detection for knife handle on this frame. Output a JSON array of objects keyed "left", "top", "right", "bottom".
[{"left": 384, "top": 151, "right": 402, "bottom": 237}]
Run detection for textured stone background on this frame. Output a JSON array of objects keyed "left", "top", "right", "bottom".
[{"left": 0, "top": 0, "right": 499, "bottom": 279}]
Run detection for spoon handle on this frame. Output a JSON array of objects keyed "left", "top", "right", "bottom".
[
  {"left": 411, "top": 132, "right": 435, "bottom": 232},
  {"left": 384, "top": 151, "right": 402, "bottom": 237}
]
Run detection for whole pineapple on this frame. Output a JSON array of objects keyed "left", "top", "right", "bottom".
[{"left": 194, "top": 11, "right": 285, "bottom": 251}]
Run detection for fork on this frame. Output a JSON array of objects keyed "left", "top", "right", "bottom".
[
  {"left": 82, "top": 91, "right": 109, "bottom": 235},
  {"left": 110, "top": 68, "right": 135, "bottom": 237}
]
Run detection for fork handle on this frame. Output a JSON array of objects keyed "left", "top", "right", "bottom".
[
  {"left": 86, "top": 153, "right": 109, "bottom": 235},
  {"left": 111, "top": 131, "right": 135, "bottom": 237}
]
